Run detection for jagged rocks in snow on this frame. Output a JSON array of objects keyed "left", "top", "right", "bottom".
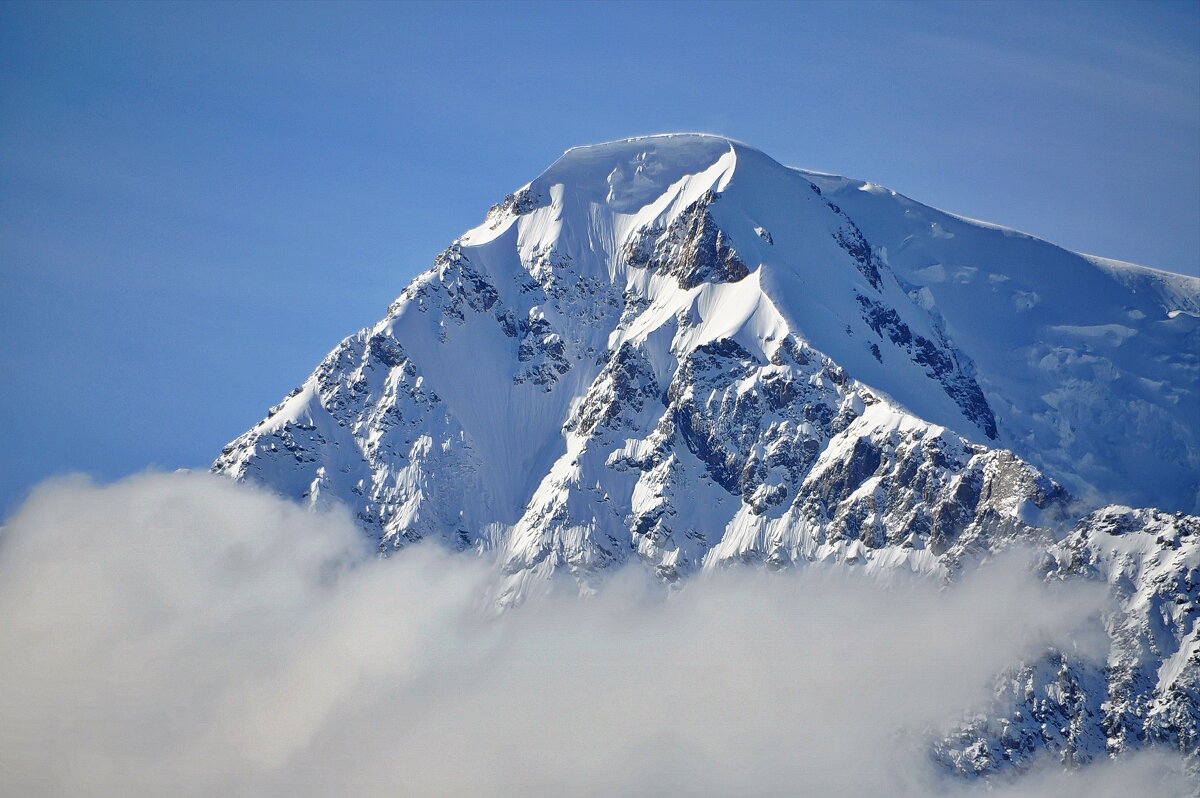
[{"left": 214, "top": 133, "right": 1200, "bottom": 781}]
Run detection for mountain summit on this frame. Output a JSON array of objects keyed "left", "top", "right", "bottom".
[
  {"left": 215, "top": 135, "right": 1199, "bottom": 774},
  {"left": 217, "top": 133, "right": 1197, "bottom": 556}
]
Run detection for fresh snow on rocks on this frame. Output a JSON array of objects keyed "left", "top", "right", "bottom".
[{"left": 213, "top": 134, "right": 1200, "bottom": 780}]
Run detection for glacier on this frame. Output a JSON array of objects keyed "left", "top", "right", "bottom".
[{"left": 213, "top": 133, "right": 1200, "bottom": 780}]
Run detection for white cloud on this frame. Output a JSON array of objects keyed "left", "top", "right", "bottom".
[{"left": 0, "top": 472, "right": 1188, "bottom": 796}]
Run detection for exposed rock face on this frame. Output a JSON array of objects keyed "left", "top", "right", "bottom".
[
  {"left": 624, "top": 191, "right": 750, "bottom": 289},
  {"left": 936, "top": 508, "right": 1200, "bottom": 778},
  {"left": 213, "top": 134, "right": 1200, "bottom": 780}
]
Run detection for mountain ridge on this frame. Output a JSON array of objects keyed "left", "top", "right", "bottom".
[{"left": 213, "top": 134, "right": 1199, "bottom": 778}]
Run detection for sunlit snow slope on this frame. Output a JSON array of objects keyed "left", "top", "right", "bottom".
[
  {"left": 215, "top": 134, "right": 1200, "bottom": 776},
  {"left": 217, "top": 134, "right": 1198, "bottom": 575}
]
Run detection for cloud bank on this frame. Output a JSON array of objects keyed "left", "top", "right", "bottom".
[{"left": 0, "top": 472, "right": 1190, "bottom": 797}]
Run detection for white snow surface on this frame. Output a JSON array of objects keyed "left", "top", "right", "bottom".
[
  {"left": 211, "top": 134, "right": 1200, "bottom": 776},
  {"left": 794, "top": 165, "right": 1199, "bottom": 513},
  {"left": 216, "top": 134, "right": 1200, "bottom": 592}
]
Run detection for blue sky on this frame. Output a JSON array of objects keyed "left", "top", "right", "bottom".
[{"left": 1, "top": 0, "right": 1197, "bottom": 514}]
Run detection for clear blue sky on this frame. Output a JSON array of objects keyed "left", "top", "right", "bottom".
[{"left": 2, "top": 0, "right": 1197, "bottom": 514}]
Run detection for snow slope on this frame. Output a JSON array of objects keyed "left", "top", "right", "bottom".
[
  {"left": 795, "top": 168, "right": 1199, "bottom": 512},
  {"left": 217, "top": 134, "right": 1197, "bottom": 557},
  {"left": 214, "top": 134, "right": 1200, "bottom": 777}
]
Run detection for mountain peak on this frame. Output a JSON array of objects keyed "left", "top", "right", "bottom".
[
  {"left": 211, "top": 135, "right": 1200, "bottom": 782},
  {"left": 219, "top": 137, "right": 1199, "bottom": 551},
  {"left": 525, "top": 133, "right": 740, "bottom": 214},
  {"left": 516, "top": 133, "right": 801, "bottom": 217},
  {"left": 555, "top": 132, "right": 756, "bottom": 171}
]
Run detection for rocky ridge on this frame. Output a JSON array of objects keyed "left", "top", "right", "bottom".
[{"left": 213, "top": 134, "right": 1200, "bottom": 781}]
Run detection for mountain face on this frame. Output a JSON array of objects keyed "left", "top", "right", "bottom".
[{"left": 214, "top": 134, "right": 1200, "bottom": 777}]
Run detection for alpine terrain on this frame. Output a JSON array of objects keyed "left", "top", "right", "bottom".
[{"left": 214, "top": 134, "right": 1200, "bottom": 781}]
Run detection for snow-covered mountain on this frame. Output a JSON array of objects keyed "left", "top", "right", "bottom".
[{"left": 214, "top": 134, "right": 1199, "bottom": 777}]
